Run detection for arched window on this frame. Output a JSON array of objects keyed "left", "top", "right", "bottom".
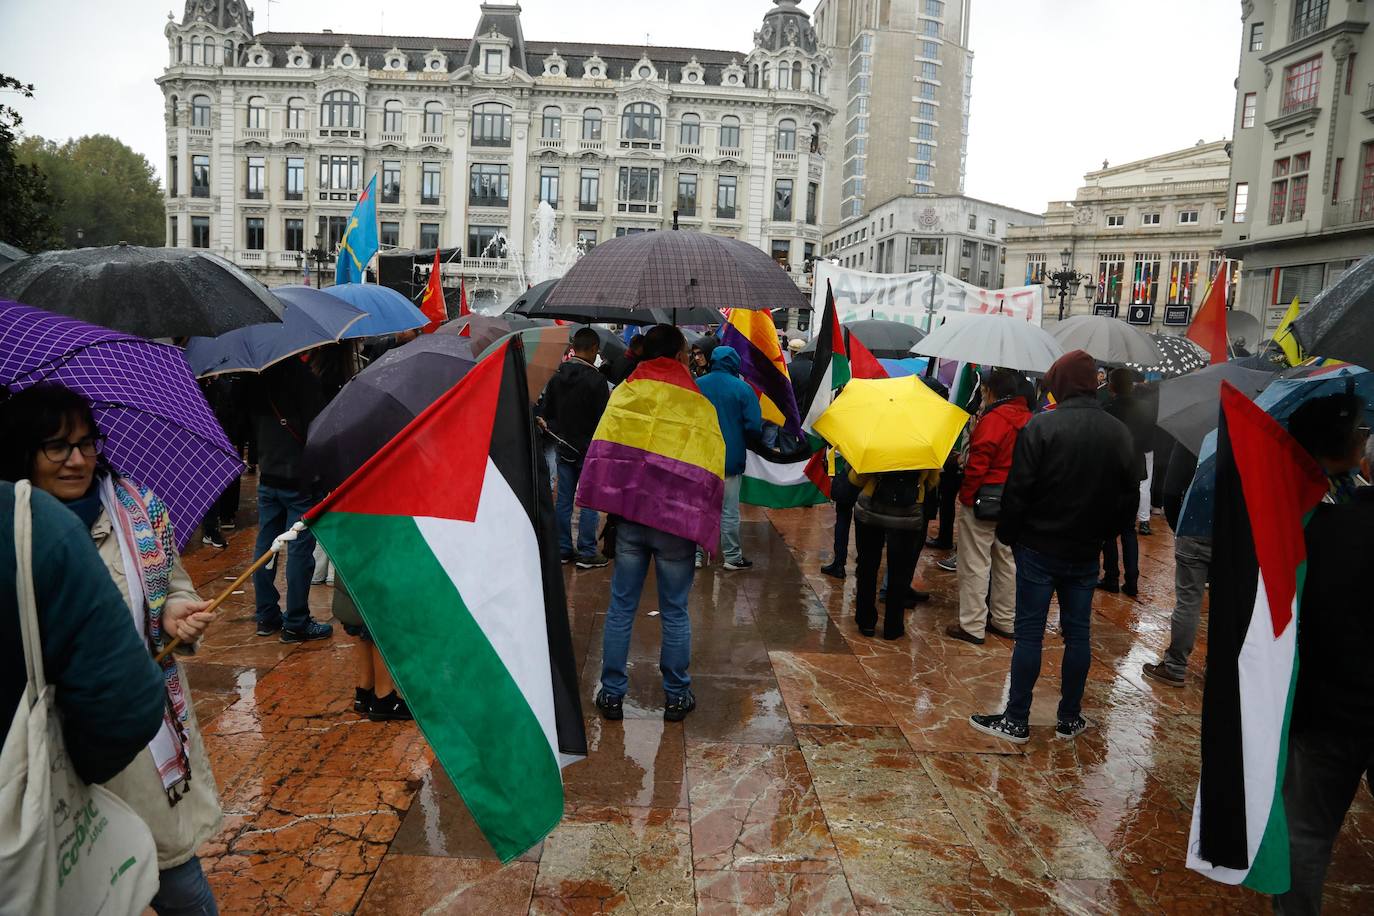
[
  {"left": 778, "top": 62, "right": 792, "bottom": 90},
  {"left": 202, "top": 37, "right": 216, "bottom": 65},
  {"left": 621, "top": 102, "right": 661, "bottom": 142},
  {"left": 679, "top": 113, "right": 700, "bottom": 147},
  {"left": 762, "top": 64, "right": 771, "bottom": 89},
  {"left": 471, "top": 102, "right": 512, "bottom": 146},
  {"left": 810, "top": 122, "right": 822, "bottom": 153},
  {"left": 751, "top": 64, "right": 759, "bottom": 87},
  {"left": 176, "top": 38, "right": 183, "bottom": 63},
  {"left": 541, "top": 106, "right": 562, "bottom": 139},
  {"left": 320, "top": 90, "right": 360, "bottom": 128},
  {"left": 720, "top": 115, "right": 741, "bottom": 150},
  {"left": 224, "top": 39, "right": 235, "bottom": 65},
  {"left": 286, "top": 97, "right": 306, "bottom": 130},
  {"left": 169, "top": 95, "right": 179, "bottom": 127},
  {"left": 581, "top": 108, "right": 602, "bottom": 141},
  {"left": 245, "top": 96, "right": 265, "bottom": 129},
  {"left": 810, "top": 64, "right": 819, "bottom": 92},
  {"left": 792, "top": 61, "right": 802, "bottom": 89},
  {"left": 191, "top": 94, "right": 211, "bottom": 128},
  {"left": 189, "top": 38, "right": 199, "bottom": 65},
  {"left": 423, "top": 101, "right": 443, "bottom": 135},
  {"left": 776, "top": 118, "right": 796, "bottom": 152},
  {"left": 383, "top": 100, "right": 403, "bottom": 134}
]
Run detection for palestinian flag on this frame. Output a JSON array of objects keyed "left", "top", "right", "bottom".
[
  {"left": 847, "top": 332, "right": 888, "bottom": 380},
  {"left": 305, "top": 340, "right": 586, "bottom": 863},
  {"left": 800, "top": 281, "right": 852, "bottom": 440},
  {"left": 1186, "top": 381, "right": 1328, "bottom": 893},
  {"left": 740, "top": 449, "right": 830, "bottom": 508}
]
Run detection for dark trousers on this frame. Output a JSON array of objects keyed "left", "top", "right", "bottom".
[
  {"left": 1005, "top": 545, "right": 1098, "bottom": 725},
  {"left": 201, "top": 476, "right": 241, "bottom": 537},
  {"left": 1100, "top": 523, "right": 1139, "bottom": 589},
  {"left": 931, "top": 458, "right": 961, "bottom": 546},
  {"left": 854, "top": 519, "right": 921, "bottom": 638},
  {"left": 1273, "top": 727, "right": 1374, "bottom": 915},
  {"left": 831, "top": 500, "right": 854, "bottom": 567}
]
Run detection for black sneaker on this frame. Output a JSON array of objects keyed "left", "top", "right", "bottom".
[
  {"left": 575, "top": 553, "right": 610, "bottom": 569},
  {"left": 1056, "top": 715, "right": 1089, "bottom": 739},
  {"left": 1138, "top": 521, "right": 1152, "bottom": 536},
  {"left": 560, "top": 552, "right": 575, "bottom": 565},
  {"left": 723, "top": 558, "right": 754, "bottom": 571},
  {"left": 220, "top": 518, "right": 237, "bottom": 530},
  {"left": 664, "top": 690, "right": 696, "bottom": 722},
  {"left": 354, "top": 687, "right": 376, "bottom": 714},
  {"left": 281, "top": 619, "right": 334, "bottom": 643},
  {"left": 936, "top": 555, "right": 958, "bottom": 572},
  {"left": 256, "top": 620, "right": 282, "bottom": 637},
  {"left": 202, "top": 531, "right": 227, "bottom": 549},
  {"left": 369, "top": 692, "right": 414, "bottom": 722},
  {"left": 819, "top": 563, "right": 846, "bottom": 580},
  {"left": 969, "top": 713, "right": 1030, "bottom": 745},
  {"left": 594, "top": 689, "right": 623, "bottom": 721}
]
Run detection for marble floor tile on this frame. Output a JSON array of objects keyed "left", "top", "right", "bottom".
[
  {"left": 389, "top": 766, "right": 541, "bottom": 862},
  {"left": 769, "top": 651, "right": 895, "bottom": 727},
  {"left": 357, "top": 855, "right": 537, "bottom": 914},
  {"left": 694, "top": 870, "right": 858, "bottom": 915},
  {"left": 682, "top": 674, "right": 797, "bottom": 746},
  {"left": 563, "top": 717, "right": 688, "bottom": 810}
]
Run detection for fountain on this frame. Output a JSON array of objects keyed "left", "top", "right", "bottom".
[{"left": 470, "top": 202, "right": 589, "bottom": 314}]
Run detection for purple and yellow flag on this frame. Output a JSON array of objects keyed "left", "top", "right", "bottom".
[
  {"left": 720, "top": 309, "right": 803, "bottom": 438},
  {"left": 576, "top": 357, "right": 726, "bottom": 552}
]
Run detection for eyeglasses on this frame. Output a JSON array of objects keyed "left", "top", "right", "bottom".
[{"left": 39, "top": 435, "right": 105, "bottom": 463}]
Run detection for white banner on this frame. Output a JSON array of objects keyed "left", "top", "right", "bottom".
[{"left": 811, "top": 263, "right": 1044, "bottom": 329}]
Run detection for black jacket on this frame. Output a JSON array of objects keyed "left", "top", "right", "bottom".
[
  {"left": 250, "top": 358, "right": 330, "bottom": 492},
  {"left": 541, "top": 358, "right": 611, "bottom": 459},
  {"left": 1105, "top": 394, "right": 1154, "bottom": 481},
  {"left": 996, "top": 396, "right": 1138, "bottom": 561}
]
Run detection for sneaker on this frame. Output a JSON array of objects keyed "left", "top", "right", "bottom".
[
  {"left": 256, "top": 619, "right": 282, "bottom": 637},
  {"left": 220, "top": 518, "right": 237, "bottom": 530},
  {"left": 594, "top": 689, "right": 624, "bottom": 721},
  {"left": 560, "top": 552, "right": 575, "bottom": 565},
  {"left": 664, "top": 690, "right": 696, "bottom": 722},
  {"left": 969, "top": 713, "right": 1029, "bottom": 745},
  {"left": 354, "top": 687, "right": 376, "bottom": 714},
  {"left": 1141, "top": 662, "right": 1185, "bottom": 688},
  {"left": 1056, "top": 715, "right": 1089, "bottom": 739},
  {"left": 819, "top": 563, "right": 846, "bottom": 580},
  {"left": 936, "top": 555, "right": 958, "bottom": 573},
  {"left": 945, "top": 624, "right": 985, "bottom": 645},
  {"left": 575, "top": 553, "right": 610, "bottom": 569},
  {"left": 311, "top": 571, "right": 328, "bottom": 585},
  {"left": 368, "top": 692, "right": 414, "bottom": 722},
  {"left": 723, "top": 558, "right": 754, "bottom": 571},
  {"left": 280, "top": 620, "right": 334, "bottom": 643},
  {"left": 1095, "top": 579, "right": 1120, "bottom": 594},
  {"left": 1138, "top": 521, "right": 1152, "bottom": 536},
  {"left": 202, "top": 531, "right": 227, "bottom": 549},
  {"left": 695, "top": 554, "right": 705, "bottom": 569}
]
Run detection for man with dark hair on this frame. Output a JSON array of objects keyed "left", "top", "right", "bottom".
[
  {"left": 602, "top": 332, "right": 645, "bottom": 385},
  {"left": 1099, "top": 368, "right": 1152, "bottom": 597},
  {"left": 1287, "top": 392, "right": 1369, "bottom": 502},
  {"left": 540, "top": 327, "right": 612, "bottom": 567}
]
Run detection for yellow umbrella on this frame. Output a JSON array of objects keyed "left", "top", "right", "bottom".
[{"left": 813, "top": 375, "right": 970, "bottom": 473}]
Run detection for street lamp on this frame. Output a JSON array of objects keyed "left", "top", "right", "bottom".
[{"left": 1045, "top": 246, "right": 1093, "bottom": 321}]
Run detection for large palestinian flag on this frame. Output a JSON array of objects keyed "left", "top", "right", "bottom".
[
  {"left": 305, "top": 340, "right": 586, "bottom": 863},
  {"left": 800, "top": 281, "right": 852, "bottom": 439},
  {"left": 1186, "top": 381, "right": 1327, "bottom": 893}
]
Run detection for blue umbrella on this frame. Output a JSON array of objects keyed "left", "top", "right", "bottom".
[
  {"left": 183, "top": 287, "right": 365, "bottom": 377},
  {"left": 321, "top": 283, "right": 428, "bottom": 339},
  {"left": 877, "top": 357, "right": 929, "bottom": 378}
]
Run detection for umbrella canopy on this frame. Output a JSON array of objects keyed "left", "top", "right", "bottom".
[
  {"left": 1291, "top": 253, "right": 1374, "bottom": 368},
  {"left": 877, "top": 357, "right": 930, "bottom": 378},
  {"left": 1049, "top": 315, "right": 1162, "bottom": 365},
  {"left": 1125, "top": 333, "right": 1210, "bottom": 379},
  {"left": 478, "top": 325, "right": 574, "bottom": 403},
  {"left": 304, "top": 334, "right": 478, "bottom": 491},
  {"left": 183, "top": 286, "right": 365, "bottom": 377},
  {"left": 812, "top": 375, "right": 970, "bottom": 473},
  {"left": 321, "top": 283, "right": 428, "bottom": 339},
  {"left": 437, "top": 313, "right": 527, "bottom": 354},
  {"left": 1157, "top": 362, "right": 1277, "bottom": 454},
  {"left": 912, "top": 313, "right": 1064, "bottom": 373},
  {"left": 0, "top": 244, "right": 284, "bottom": 338},
  {"left": 0, "top": 301, "right": 241, "bottom": 549},
  {"left": 543, "top": 231, "right": 809, "bottom": 316},
  {"left": 505, "top": 278, "right": 560, "bottom": 315},
  {"left": 799, "top": 319, "right": 926, "bottom": 360}
]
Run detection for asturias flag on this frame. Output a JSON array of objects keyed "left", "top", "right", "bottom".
[
  {"left": 335, "top": 174, "right": 379, "bottom": 285},
  {"left": 419, "top": 249, "right": 447, "bottom": 334},
  {"left": 304, "top": 339, "right": 586, "bottom": 863},
  {"left": 1187, "top": 381, "right": 1328, "bottom": 893}
]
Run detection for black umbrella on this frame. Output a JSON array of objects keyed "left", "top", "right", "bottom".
[
  {"left": 799, "top": 319, "right": 926, "bottom": 360},
  {"left": 1125, "top": 333, "right": 1210, "bottom": 379},
  {"left": 0, "top": 244, "right": 285, "bottom": 338},
  {"left": 304, "top": 334, "right": 477, "bottom": 491},
  {"left": 1292, "top": 253, "right": 1374, "bottom": 368},
  {"left": 1157, "top": 362, "right": 1277, "bottom": 454}
]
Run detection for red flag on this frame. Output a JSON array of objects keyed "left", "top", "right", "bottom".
[
  {"left": 847, "top": 332, "right": 888, "bottom": 379},
  {"left": 419, "top": 250, "right": 446, "bottom": 334},
  {"left": 1188, "top": 261, "right": 1230, "bottom": 365},
  {"left": 457, "top": 276, "right": 471, "bottom": 337}
]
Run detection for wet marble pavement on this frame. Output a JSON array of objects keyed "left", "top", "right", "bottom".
[{"left": 179, "top": 485, "right": 1374, "bottom": 914}]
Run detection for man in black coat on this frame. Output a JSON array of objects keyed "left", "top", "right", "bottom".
[
  {"left": 540, "top": 327, "right": 612, "bottom": 567},
  {"left": 1100, "top": 369, "right": 1153, "bottom": 597}
]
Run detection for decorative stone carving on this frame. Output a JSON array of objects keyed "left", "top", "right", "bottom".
[
  {"left": 1264, "top": 66, "right": 1273, "bottom": 88},
  {"left": 424, "top": 48, "right": 448, "bottom": 73},
  {"left": 331, "top": 43, "right": 361, "bottom": 69},
  {"left": 582, "top": 53, "right": 606, "bottom": 79},
  {"left": 1241, "top": 0, "right": 1254, "bottom": 21},
  {"left": 1074, "top": 206, "right": 1095, "bottom": 225},
  {"left": 383, "top": 47, "right": 407, "bottom": 71},
  {"left": 681, "top": 56, "right": 704, "bottom": 85},
  {"left": 244, "top": 41, "right": 270, "bottom": 67},
  {"left": 721, "top": 59, "right": 746, "bottom": 87},
  {"left": 917, "top": 207, "right": 940, "bottom": 229},
  {"left": 284, "top": 43, "right": 309, "bottom": 69},
  {"left": 1332, "top": 36, "right": 1355, "bottom": 61},
  {"left": 541, "top": 49, "right": 568, "bottom": 78},
  {"left": 630, "top": 54, "right": 657, "bottom": 82}
]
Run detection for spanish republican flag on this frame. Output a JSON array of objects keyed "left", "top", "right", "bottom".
[
  {"left": 720, "top": 308, "right": 803, "bottom": 437},
  {"left": 1187, "top": 381, "right": 1327, "bottom": 893},
  {"left": 305, "top": 340, "right": 586, "bottom": 863},
  {"left": 419, "top": 249, "right": 446, "bottom": 334}
]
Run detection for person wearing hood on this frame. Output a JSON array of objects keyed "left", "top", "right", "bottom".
[
  {"left": 688, "top": 333, "right": 720, "bottom": 379},
  {"left": 969, "top": 349, "right": 1137, "bottom": 745},
  {"left": 695, "top": 345, "right": 763, "bottom": 570}
]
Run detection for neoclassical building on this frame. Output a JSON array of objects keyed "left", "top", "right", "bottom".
[{"left": 157, "top": 0, "right": 835, "bottom": 303}]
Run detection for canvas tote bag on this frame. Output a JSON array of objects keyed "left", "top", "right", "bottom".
[{"left": 0, "top": 480, "right": 160, "bottom": 916}]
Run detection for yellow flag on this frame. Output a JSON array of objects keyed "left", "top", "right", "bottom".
[{"left": 1273, "top": 297, "right": 1303, "bottom": 366}]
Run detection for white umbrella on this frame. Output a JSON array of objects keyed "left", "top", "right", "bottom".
[
  {"left": 1048, "top": 315, "right": 1163, "bottom": 365},
  {"left": 910, "top": 314, "right": 1065, "bottom": 373}
]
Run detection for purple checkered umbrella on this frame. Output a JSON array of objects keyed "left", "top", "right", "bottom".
[
  {"left": 541, "top": 232, "right": 809, "bottom": 319},
  {"left": 0, "top": 301, "right": 241, "bottom": 550}
]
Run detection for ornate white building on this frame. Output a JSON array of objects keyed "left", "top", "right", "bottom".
[{"left": 157, "top": 1, "right": 834, "bottom": 304}]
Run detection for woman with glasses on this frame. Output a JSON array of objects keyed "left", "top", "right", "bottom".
[{"left": 0, "top": 384, "right": 223, "bottom": 915}]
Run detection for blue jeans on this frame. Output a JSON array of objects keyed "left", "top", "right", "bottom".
[
  {"left": 720, "top": 474, "right": 743, "bottom": 564},
  {"left": 151, "top": 856, "right": 218, "bottom": 916},
  {"left": 253, "top": 484, "right": 317, "bottom": 632},
  {"left": 600, "top": 520, "right": 696, "bottom": 700},
  {"left": 1004, "top": 545, "right": 1099, "bottom": 725},
  {"left": 555, "top": 459, "right": 599, "bottom": 558}
]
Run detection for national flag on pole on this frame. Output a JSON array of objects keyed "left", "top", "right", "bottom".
[
  {"left": 847, "top": 332, "right": 888, "bottom": 380},
  {"left": 335, "top": 175, "right": 379, "bottom": 285},
  {"left": 1188, "top": 259, "right": 1231, "bottom": 365},
  {"left": 457, "top": 275, "right": 472, "bottom": 336},
  {"left": 800, "top": 282, "right": 852, "bottom": 439},
  {"left": 419, "top": 249, "right": 447, "bottom": 334},
  {"left": 1186, "top": 381, "right": 1328, "bottom": 893},
  {"left": 740, "top": 449, "right": 830, "bottom": 508},
  {"left": 720, "top": 308, "right": 804, "bottom": 438},
  {"left": 1272, "top": 297, "right": 1304, "bottom": 367},
  {"left": 304, "top": 340, "right": 586, "bottom": 863}
]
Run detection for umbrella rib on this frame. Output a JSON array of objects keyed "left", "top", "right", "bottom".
[{"left": 7, "top": 337, "right": 179, "bottom": 388}]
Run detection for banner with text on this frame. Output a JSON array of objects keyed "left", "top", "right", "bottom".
[{"left": 811, "top": 263, "right": 1044, "bottom": 330}]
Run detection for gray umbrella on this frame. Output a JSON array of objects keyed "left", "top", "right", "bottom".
[
  {"left": 0, "top": 243, "right": 285, "bottom": 338},
  {"left": 800, "top": 319, "right": 927, "bottom": 360},
  {"left": 1048, "top": 315, "right": 1163, "bottom": 365},
  {"left": 1157, "top": 362, "right": 1277, "bottom": 454},
  {"left": 1292, "top": 253, "right": 1374, "bottom": 368}
]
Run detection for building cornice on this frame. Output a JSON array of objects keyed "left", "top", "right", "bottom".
[{"left": 1259, "top": 20, "right": 1368, "bottom": 64}]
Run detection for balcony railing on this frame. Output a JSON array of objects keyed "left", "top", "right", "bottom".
[
  {"left": 419, "top": 133, "right": 446, "bottom": 146},
  {"left": 189, "top": 127, "right": 212, "bottom": 140},
  {"left": 244, "top": 188, "right": 264, "bottom": 200},
  {"left": 242, "top": 128, "right": 269, "bottom": 141},
  {"left": 716, "top": 206, "right": 738, "bottom": 220},
  {"left": 677, "top": 145, "right": 703, "bottom": 157},
  {"left": 774, "top": 150, "right": 799, "bottom": 168},
  {"left": 463, "top": 257, "right": 517, "bottom": 273},
  {"left": 379, "top": 132, "right": 406, "bottom": 144},
  {"left": 1328, "top": 196, "right": 1374, "bottom": 228},
  {"left": 536, "top": 137, "right": 564, "bottom": 151},
  {"left": 578, "top": 139, "right": 605, "bottom": 152},
  {"left": 238, "top": 250, "right": 265, "bottom": 262},
  {"left": 1291, "top": 10, "right": 1327, "bottom": 42},
  {"left": 718, "top": 147, "right": 741, "bottom": 159},
  {"left": 283, "top": 128, "right": 310, "bottom": 142},
  {"left": 1280, "top": 94, "right": 1320, "bottom": 117}
]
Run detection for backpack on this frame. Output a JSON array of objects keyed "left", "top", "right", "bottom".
[{"left": 870, "top": 471, "right": 925, "bottom": 511}]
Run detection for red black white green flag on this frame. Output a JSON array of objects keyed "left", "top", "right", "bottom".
[{"left": 1187, "top": 381, "right": 1328, "bottom": 892}]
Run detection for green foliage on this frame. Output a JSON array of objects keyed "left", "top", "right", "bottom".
[
  {"left": 0, "top": 73, "right": 61, "bottom": 252},
  {"left": 18, "top": 134, "right": 165, "bottom": 248}
]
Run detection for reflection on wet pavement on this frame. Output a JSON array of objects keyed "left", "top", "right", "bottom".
[{"left": 179, "top": 486, "right": 1373, "bottom": 913}]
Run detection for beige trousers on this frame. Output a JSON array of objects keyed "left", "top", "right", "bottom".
[{"left": 957, "top": 503, "right": 1016, "bottom": 638}]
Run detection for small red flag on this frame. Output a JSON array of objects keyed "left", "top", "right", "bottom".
[
  {"left": 419, "top": 250, "right": 446, "bottom": 334},
  {"left": 847, "top": 332, "right": 888, "bottom": 379},
  {"left": 1188, "top": 261, "right": 1230, "bottom": 365},
  {"left": 457, "top": 276, "right": 471, "bottom": 336}
]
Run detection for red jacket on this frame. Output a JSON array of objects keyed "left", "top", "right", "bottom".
[{"left": 959, "top": 399, "right": 1032, "bottom": 506}]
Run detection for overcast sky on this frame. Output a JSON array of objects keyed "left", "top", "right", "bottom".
[{"left": 1, "top": 0, "right": 1240, "bottom": 214}]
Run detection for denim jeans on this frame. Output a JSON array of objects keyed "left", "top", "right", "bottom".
[
  {"left": 600, "top": 520, "right": 696, "bottom": 700},
  {"left": 719, "top": 474, "right": 743, "bottom": 564},
  {"left": 151, "top": 855, "right": 218, "bottom": 916},
  {"left": 1163, "top": 536, "right": 1212, "bottom": 679},
  {"left": 1004, "top": 545, "right": 1099, "bottom": 725},
  {"left": 253, "top": 484, "right": 317, "bottom": 632},
  {"left": 555, "top": 459, "right": 599, "bottom": 558},
  {"left": 1100, "top": 522, "right": 1139, "bottom": 589}
]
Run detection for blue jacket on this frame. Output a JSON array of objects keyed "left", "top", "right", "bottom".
[{"left": 696, "top": 346, "right": 763, "bottom": 476}]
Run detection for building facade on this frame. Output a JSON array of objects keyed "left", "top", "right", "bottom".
[
  {"left": 1220, "top": 0, "right": 1374, "bottom": 336},
  {"left": 157, "top": 1, "right": 834, "bottom": 303},
  {"left": 813, "top": 0, "right": 974, "bottom": 228},
  {"left": 1004, "top": 142, "right": 1236, "bottom": 333},
  {"left": 822, "top": 194, "right": 1041, "bottom": 289}
]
